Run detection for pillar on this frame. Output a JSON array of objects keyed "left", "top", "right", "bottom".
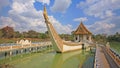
[
  {"left": 10, "top": 46, "right": 13, "bottom": 56},
  {"left": 89, "top": 35, "right": 92, "bottom": 42},
  {"left": 9, "top": 51, "right": 12, "bottom": 56}
]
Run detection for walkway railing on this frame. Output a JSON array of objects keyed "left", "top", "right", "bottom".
[
  {"left": 0, "top": 41, "right": 52, "bottom": 60},
  {"left": 0, "top": 41, "right": 52, "bottom": 52},
  {"left": 106, "top": 47, "right": 120, "bottom": 67}
]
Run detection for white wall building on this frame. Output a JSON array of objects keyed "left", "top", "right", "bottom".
[{"left": 73, "top": 22, "right": 92, "bottom": 42}]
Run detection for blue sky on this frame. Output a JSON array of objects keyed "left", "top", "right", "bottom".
[{"left": 0, "top": 0, "right": 120, "bottom": 35}]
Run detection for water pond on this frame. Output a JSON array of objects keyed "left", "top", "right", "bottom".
[{"left": 0, "top": 48, "right": 94, "bottom": 68}]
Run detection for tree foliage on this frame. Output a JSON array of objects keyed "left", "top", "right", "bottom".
[
  {"left": 60, "top": 34, "right": 73, "bottom": 41},
  {"left": 107, "top": 32, "right": 120, "bottom": 42},
  {"left": 93, "top": 32, "right": 120, "bottom": 44},
  {"left": 0, "top": 29, "right": 3, "bottom": 38},
  {"left": 92, "top": 34, "right": 107, "bottom": 44},
  {"left": 1, "top": 26, "right": 119, "bottom": 43},
  {"left": 0, "top": 26, "right": 48, "bottom": 39},
  {"left": 1, "top": 26, "right": 14, "bottom": 38}
]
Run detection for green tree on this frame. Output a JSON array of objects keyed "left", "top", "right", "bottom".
[
  {"left": 60, "top": 34, "right": 73, "bottom": 41},
  {"left": 0, "top": 29, "right": 3, "bottom": 38},
  {"left": 27, "top": 30, "right": 39, "bottom": 38},
  {"left": 93, "top": 34, "right": 107, "bottom": 45},
  {"left": 39, "top": 33, "right": 47, "bottom": 39},
  {"left": 22, "top": 32, "right": 29, "bottom": 38},
  {"left": 14, "top": 31, "right": 21, "bottom": 38},
  {"left": 107, "top": 32, "right": 120, "bottom": 42}
]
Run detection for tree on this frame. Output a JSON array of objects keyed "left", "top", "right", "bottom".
[
  {"left": 59, "top": 34, "right": 73, "bottom": 41},
  {"left": 0, "top": 29, "right": 3, "bottom": 38},
  {"left": 45, "top": 31, "right": 48, "bottom": 34},
  {"left": 116, "top": 32, "right": 119, "bottom": 36},
  {"left": 14, "top": 31, "right": 21, "bottom": 38},
  {"left": 93, "top": 34, "right": 107, "bottom": 45},
  {"left": 39, "top": 33, "right": 47, "bottom": 39},
  {"left": 1, "top": 26, "right": 14, "bottom": 38},
  {"left": 107, "top": 32, "right": 120, "bottom": 42},
  {"left": 28, "top": 30, "right": 39, "bottom": 38},
  {"left": 22, "top": 31, "right": 29, "bottom": 38}
]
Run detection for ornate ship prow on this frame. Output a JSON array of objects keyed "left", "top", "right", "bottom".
[{"left": 43, "top": 6, "right": 83, "bottom": 53}]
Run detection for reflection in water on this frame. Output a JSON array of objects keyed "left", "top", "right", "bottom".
[
  {"left": 1, "top": 49, "right": 94, "bottom": 68},
  {"left": 51, "top": 50, "right": 88, "bottom": 68},
  {"left": 0, "top": 64, "right": 14, "bottom": 68}
]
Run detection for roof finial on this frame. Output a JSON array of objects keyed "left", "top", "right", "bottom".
[{"left": 80, "top": 20, "right": 83, "bottom": 24}]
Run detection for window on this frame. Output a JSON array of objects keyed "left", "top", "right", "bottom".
[
  {"left": 76, "top": 37, "right": 77, "bottom": 40},
  {"left": 87, "top": 36, "right": 89, "bottom": 40}
]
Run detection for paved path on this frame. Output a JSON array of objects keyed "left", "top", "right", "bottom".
[
  {"left": 95, "top": 45, "right": 110, "bottom": 68},
  {"left": 102, "top": 46, "right": 119, "bottom": 68}
]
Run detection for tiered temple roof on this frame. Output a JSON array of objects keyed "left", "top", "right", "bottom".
[{"left": 74, "top": 22, "right": 92, "bottom": 35}]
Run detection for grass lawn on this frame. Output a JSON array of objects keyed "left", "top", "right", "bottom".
[{"left": 110, "top": 42, "right": 120, "bottom": 54}]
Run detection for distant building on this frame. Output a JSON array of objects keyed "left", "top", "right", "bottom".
[{"left": 73, "top": 22, "right": 92, "bottom": 42}]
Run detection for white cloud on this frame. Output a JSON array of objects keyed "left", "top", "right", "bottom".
[
  {"left": 77, "top": 0, "right": 97, "bottom": 8},
  {"left": 0, "top": 16, "right": 16, "bottom": 28},
  {"left": 0, "top": 0, "right": 10, "bottom": 10},
  {"left": 77, "top": 0, "right": 120, "bottom": 19},
  {"left": 77, "top": 0, "right": 120, "bottom": 34},
  {"left": 73, "top": 17, "right": 88, "bottom": 22},
  {"left": 0, "top": 0, "right": 72, "bottom": 34},
  {"left": 88, "top": 16, "right": 120, "bottom": 34},
  {"left": 50, "top": 0, "right": 72, "bottom": 13},
  {"left": 88, "top": 22, "right": 115, "bottom": 34},
  {"left": 36, "top": 0, "right": 50, "bottom": 5},
  {"left": 49, "top": 16, "right": 73, "bottom": 34},
  {"left": 105, "top": 10, "right": 114, "bottom": 17}
]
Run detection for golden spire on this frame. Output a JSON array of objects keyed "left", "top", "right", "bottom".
[
  {"left": 43, "top": 5, "right": 47, "bottom": 14},
  {"left": 43, "top": 5, "right": 49, "bottom": 21}
]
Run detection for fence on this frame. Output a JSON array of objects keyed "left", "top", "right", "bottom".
[{"left": 0, "top": 42, "right": 52, "bottom": 60}]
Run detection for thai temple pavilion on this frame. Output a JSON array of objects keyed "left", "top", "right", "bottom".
[{"left": 73, "top": 22, "right": 92, "bottom": 42}]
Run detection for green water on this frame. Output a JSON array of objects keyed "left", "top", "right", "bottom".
[{"left": 0, "top": 49, "right": 94, "bottom": 68}]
